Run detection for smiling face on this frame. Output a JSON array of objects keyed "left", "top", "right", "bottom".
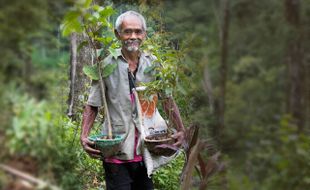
[{"left": 115, "top": 15, "right": 146, "bottom": 52}]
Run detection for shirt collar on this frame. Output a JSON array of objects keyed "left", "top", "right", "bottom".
[{"left": 115, "top": 48, "right": 151, "bottom": 61}]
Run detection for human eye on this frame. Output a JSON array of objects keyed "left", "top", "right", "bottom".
[
  {"left": 121, "top": 29, "right": 132, "bottom": 35},
  {"left": 135, "top": 29, "right": 143, "bottom": 35}
]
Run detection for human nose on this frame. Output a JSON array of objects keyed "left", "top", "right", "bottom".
[{"left": 129, "top": 32, "right": 138, "bottom": 39}]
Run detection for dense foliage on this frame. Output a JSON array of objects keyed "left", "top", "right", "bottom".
[{"left": 1, "top": 0, "right": 309, "bottom": 189}]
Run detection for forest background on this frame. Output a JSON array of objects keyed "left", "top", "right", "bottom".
[{"left": 0, "top": 0, "right": 309, "bottom": 189}]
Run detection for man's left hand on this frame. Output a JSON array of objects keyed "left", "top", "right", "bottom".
[{"left": 171, "top": 131, "right": 185, "bottom": 148}]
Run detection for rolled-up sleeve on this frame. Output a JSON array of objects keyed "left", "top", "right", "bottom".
[{"left": 87, "top": 81, "right": 103, "bottom": 107}]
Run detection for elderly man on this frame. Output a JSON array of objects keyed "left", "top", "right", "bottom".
[{"left": 80, "top": 10, "right": 185, "bottom": 190}]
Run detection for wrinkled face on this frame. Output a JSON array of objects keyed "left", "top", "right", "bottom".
[{"left": 116, "top": 16, "right": 146, "bottom": 52}]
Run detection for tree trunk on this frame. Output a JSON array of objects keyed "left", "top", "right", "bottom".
[
  {"left": 218, "top": 1, "right": 230, "bottom": 189},
  {"left": 306, "top": 40, "right": 310, "bottom": 128},
  {"left": 67, "top": 33, "right": 92, "bottom": 120},
  {"left": 218, "top": 0, "right": 230, "bottom": 134},
  {"left": 284, "top": 0, "right": 305, "bottom": 131},
  {"left": 19, "top": 46, "right": 33, "bottom": 87}
]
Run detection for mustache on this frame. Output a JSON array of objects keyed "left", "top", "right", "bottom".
[{"left": 124, "top": 39, "right": 142, "bottom": 44}]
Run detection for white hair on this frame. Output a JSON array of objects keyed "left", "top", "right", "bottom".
[{"left": 115, "top": 11, "right": 147, "bottom": 32}]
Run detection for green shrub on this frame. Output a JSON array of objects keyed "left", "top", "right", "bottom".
[
  {"left": 244, "top": 115, "right": 310, "bottom": 190},
  {"left": 6, "top": 93, "right": 57, "bottom": 160},
  {"left": 3, "top": 90, "right": 104, "bottom": 189},
  {"left": 153, "top": 152, "right": 185, "bottom": 190}
]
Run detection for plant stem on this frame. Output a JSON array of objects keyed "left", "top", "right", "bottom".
[
  {"left": 84, "top": 24, "right": 113, "bottom": 139},
  {"left": 97, "top": 61, "right": 113, "bottom": 139}
]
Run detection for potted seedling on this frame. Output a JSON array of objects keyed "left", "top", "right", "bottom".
[
  {"left": 62, "top": 2, "right": 124, "bottom": 157},
  {"left": 133, "top": 36, "right": 184, "bottom": 156},
  {"left": 132, "top": 86, "right": 177, "bottom": 157}
]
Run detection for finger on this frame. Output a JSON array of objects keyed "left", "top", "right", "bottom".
[
  {"left": 81, "top": 140, "right": 94, "bottom": 149},
  {"left": 171, "top": 133, "right": 179, "bottom": 139},
  {"left": 173, "top": 140, "right": 182, "bottom": 147},
  {"left": 87, "top": 151, "right": 102, "bottom": 158},
  {"left": 84, "top": 145, "right": 101, "bottom": 154},
  {"left": 84, "top": 138, "right": 95, "bottom": 145},
  {"left": 155, "top": 144, "right": 178, "bottom": 151},
  {"left": 85, "top": 147, "right": 101, "bottom": 154},
  {"left": 89, "top": 153, "right": 102, "bottom": 159},
  {"left": 81, "top": 140, "right": 95, "bottom": 149}
]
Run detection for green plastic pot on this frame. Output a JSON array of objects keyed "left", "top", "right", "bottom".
[{"left": 88, "top": 134, "right": 125, "bottom": 157}]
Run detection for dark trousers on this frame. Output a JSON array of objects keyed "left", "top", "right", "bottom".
[{"left": 103, "top": 161, "right": 154, "bottom": 190}]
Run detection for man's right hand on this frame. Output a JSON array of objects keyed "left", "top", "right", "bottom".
[
  {"left": 80, "top": 137, "right": 102, "bottom": 159},
  {"left": 80, "top": 105, "right": 101, "bottom": 159}
]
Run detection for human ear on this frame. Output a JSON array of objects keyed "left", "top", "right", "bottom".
[
  {"left": 114, "top": 29, "right": 121, "bottom": 40},
  {"left": 142, "top": 31, "right": 147, "bottom": 40}
]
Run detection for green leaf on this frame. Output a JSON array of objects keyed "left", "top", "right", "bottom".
[
  {"left": 61, "top": 10, "right": 83, "bottom": 35},
  {"left": 83, "top": 0, "right": 92, "bottom": 8},
  {"left": 99, "top": 6, "right": 115, "bottom": 18},
  {"left": 99, "top": 18, "right": 109, "bottom": 27},
  {"left": 147, "top": 26, "right": 155, "bottom": 33},
  {"left": 95, "top": 36, "right": 113, "bottom": 46},
  {"left": 93, "top": 5, "right": 104, "bottom": 12},
  {"left": 93, "top": 12, "right": 100, "bottom": 20},
  {"left": 108, "top": 47, "right": 118, "bottom": 59},
  {"left": 87, "top": 15, "right": 97, "bottom": 23},
  {"left": 177, "top": 83, "right": 187, "bottom": 95},
  {"left": 96, "top": 49, "right": 107, "bottom": 59},
  {"left": 165, "top": 88, "right": 173, "bottom": 96},
  {"left": 64, "top": 10, "right": 80, "bottom": 23},
  {"left": 83, "top": 65, "right": 99, "bottom": 80},
  {"left": 60, "top": 24, "right": 70, "bottom": 37},
  {"left": 61, "top": 19, "right": 83, "bottom": 36},
  {"left": 77, "top": 41, "right": 88, "bottom": 52},
  {"left": 144, "top": 65, "right": 157, "bottom": 74},
  {"left": 102, "top": 63, "right": 117, "bottom": 78},
  {"left": 104, "top": 36, "right": 113, "bottom": 45}
]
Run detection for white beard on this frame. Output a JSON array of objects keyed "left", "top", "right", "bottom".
[
  {"left": 124, "top": 39, "right": 141, "bottom": 52},
  {"left": 126, "top": 45, "right": 139, "bottom": 52}
]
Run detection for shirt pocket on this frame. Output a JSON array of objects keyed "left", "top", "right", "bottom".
[{"left": 111, "top": 120, "right": 126, "bottom": 135}]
